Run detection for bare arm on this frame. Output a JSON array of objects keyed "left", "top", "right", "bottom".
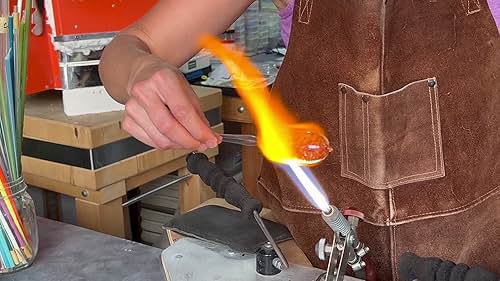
[
  {"left": 99, "top": 0, "right": 254, "bottom": 151},
  {"left": 100, "top": 0, "right": 254, "bottom": 103}
]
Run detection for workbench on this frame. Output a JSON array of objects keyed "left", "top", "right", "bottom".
[
  {"left": 6, "top": 217, "right": 164, "bottom": 281},
  {"left": 21, "top": 86, "right": 222, "bottom": 239}
]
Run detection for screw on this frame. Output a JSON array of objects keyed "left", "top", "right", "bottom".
[
  {"left": 428, "top": 79, "right": 436, "bottom": 87},
  {"left": 272, "top": 257, "right": 285, "bottom": 270},
  {"left": 362, "top": 95, "right": 370, "bottom": 103},
  {"left": 237, "top": 106, "right": 245, "bottom": 113},
  {"left": 81, "top": 190, "right": 89, "bottom": 197},
  {"left": 340, "top": 87, "right": 347, "bottom": 94},
  {"left": 357, "top": 246, "right": 370, "bottom": 257}
]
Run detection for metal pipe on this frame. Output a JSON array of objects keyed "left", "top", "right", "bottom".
[
  {"left": 253, "top": 210, "right": 289, "bottom": 269},
  {"left": 321, "top": 205, "right": 351, "bottom": 237},
  {"left": 122, "top": 174, "right": 192, "bottom": 207}
]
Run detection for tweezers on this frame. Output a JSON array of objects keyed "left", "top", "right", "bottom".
[{"left": 220, "top": 134, "right": 257, "bottom": 146}]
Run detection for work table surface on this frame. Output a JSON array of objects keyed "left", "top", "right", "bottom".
[{"left": 3, "top": 217, "right": 164, "bottom": 281}]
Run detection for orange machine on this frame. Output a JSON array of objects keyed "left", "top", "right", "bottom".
[{"left": 19, "top": 0, "right": 156, "bottom": 95}]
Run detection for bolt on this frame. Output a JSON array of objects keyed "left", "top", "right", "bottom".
[
  {"left": 357, "top": 246, "right": 370, "bottom": 257},
  {"left": 81, "top": 190, "right": 89, "bottom": 197},
  {"left": 272, "top": 257, "right": 285, "bottom": 270},
  {"left": 315, "top": 238, "right": 328, "bottom": 261},
  {"left": 237, "top": 106, "right": 245, "bottom": 113}
]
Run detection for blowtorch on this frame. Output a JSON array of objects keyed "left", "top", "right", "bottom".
[{"left": 183, "top": 152, "right": 373, "bottom": 281}]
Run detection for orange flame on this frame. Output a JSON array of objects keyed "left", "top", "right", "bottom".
[{"left": 200, "top": 35, "right": 332, "bottom": 165}]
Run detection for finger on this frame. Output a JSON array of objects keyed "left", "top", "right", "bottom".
[
  {"left": 122, "top": 116, "right": 157, "bottom": 148},
  {"left": 187, "top": 92, "right": 211, "bottom": 126},
  {"left": 187, "top": 92, "right": 222, "bottom": 144},
  {"left": 154, "top": 72, "right": 219, "bottom": 147},
  {"left": 125, "top": 98, "right": 182, "bottom": 150},
  {"left": 131, "top": 81, "right": 203, "bottom": 149}
]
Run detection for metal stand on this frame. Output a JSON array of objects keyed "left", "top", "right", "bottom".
[{"left": 316, "top": 208, "right": 370, "bottom": 281}]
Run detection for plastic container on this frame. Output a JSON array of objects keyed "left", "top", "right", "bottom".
[{"left": 0, "top": 177, "right": 38, "bottom": 274}]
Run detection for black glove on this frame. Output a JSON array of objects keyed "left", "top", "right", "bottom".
[{"left": 399, "top": 252, "right": 499, "bottom": 281}]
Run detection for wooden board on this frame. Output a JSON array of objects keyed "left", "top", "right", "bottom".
[
  {"left": 23, "top": 86, "right": 222, "bottom": 149},
  {"left": 221, "top": 96, "right": 252, "bottom": 123},
  {"left": 24, "top": 173, "right": 126, "bottom": 204}
]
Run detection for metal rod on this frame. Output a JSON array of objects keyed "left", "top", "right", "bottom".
[
  {"left": 122, "top": 174, "right": 192, "bottom": 207},
  {"left": 220, "top": 133, "right": 257, "bottom": 146},
  {"left": 253, "top": 210, "right": 289, "bottom": 269}
]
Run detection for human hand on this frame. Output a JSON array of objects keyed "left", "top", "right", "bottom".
[{"left": 123, "top": 58, "right": 221, "bottom": 151}]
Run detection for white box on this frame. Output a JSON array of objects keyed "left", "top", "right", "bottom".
[{"left": 62, "top": 86, "right": 124, "bottom": 116}]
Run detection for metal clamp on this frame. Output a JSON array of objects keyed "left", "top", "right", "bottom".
[{"left": 316, "top": 207, "right": 369, "bottom": 281}]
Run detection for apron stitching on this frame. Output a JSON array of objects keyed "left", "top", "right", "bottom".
[
  {"left": 362, "top": 99, "right": 367, "bottom": 179},
  {"left": 428, "top": 83, "right": 440, "bottom": 176},
  {"left": 298, "top": 0, "right": 313, "bottom": 24},
  {"left": 380, "top": 0, "right": 387, "bottom": 96},
  {"left": 367, "top": 101, "right": 371, "bottom": 180},
  {"left": 259, "top": 176, "right": 500, "bottom": 224},
  {"left": 391, "top": 226, "right": 398, "bottom": 281},
  {"left": 339, "top": 89, "right": 346, "bottom": 178},
  {"left": 393, "top": 185, "right": 500, "bottom": 222},
  {"left": 390, "top": 188, "right": 397, "bottom": 221},
  {"left": 433, "top": 83, "right": 446, "bottom": 175},
  {"left": 258, "top": 178, "right": 322, "bottom": 213},
  {"left": 460, "top": 0, "right": 481, "bottom": 15},
  {"left": 340, "top": 80, "right": 444, "bottom": 188}
]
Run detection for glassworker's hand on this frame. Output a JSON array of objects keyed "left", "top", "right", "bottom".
[{"left": 123, "top": 59, "right": 221, "bottom": 151}]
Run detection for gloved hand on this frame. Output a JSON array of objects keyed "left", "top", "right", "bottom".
[{"left": 399, "top": 252, "right": 499, "bottom": 281}]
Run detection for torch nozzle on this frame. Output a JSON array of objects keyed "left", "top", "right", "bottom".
[
  {"left": 322, "top": 206, "right": 333, "bottom": 216},
  {"left": 321, "top": 205, "right": 351, "bottom": 237}
]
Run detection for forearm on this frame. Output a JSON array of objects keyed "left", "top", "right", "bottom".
[
  {"left": 99, "top": 0, "right": 255, "bottom": 104},
  {"left": 99, "top": 32, "right": 153, "bottom": 104}
]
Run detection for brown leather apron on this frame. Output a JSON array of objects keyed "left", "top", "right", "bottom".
[{"left": 256, "top": 0, "right": 500, "bottom": 280}]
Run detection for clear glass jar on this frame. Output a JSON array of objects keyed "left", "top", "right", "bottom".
[{"left": 0, "top": 177, "right": 38, "bottom": 273}]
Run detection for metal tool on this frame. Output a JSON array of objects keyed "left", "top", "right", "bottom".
[
  {"left": 161, "top": 237, "right": 366, "bottom": 281},
  {"left": 122, "top": 174, "right": 192, "bottom": 207},
  {"left": 254, "top": 211, "right": 288, "bottom": 270},
  {"left": 220, "top": 133, "right": 257, "bottom": 146},
  {"left": 315, "top": 207, "right": 372, "bottom": 281},
  {"left": 186, "top": 152, "right": 289, "bottom": 271}
]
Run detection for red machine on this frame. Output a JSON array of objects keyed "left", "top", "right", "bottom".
[{"left": 19, "top": 0, "right": 156, "bottom": 95}]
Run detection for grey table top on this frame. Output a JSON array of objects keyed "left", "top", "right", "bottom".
[{"left": 1, "top": 217, "right": 165, "bottom": 281}]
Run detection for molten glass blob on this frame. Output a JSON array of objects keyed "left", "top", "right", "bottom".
[
  {"left": 200, "top": 35, "right": 332, "bottom": 165},
  {"left": 290, "top": 128, "right": 333, "bottom": 166}
]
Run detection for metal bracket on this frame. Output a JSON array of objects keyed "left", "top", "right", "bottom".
[{"left": 316, "top": 209, "right": 369, "bottom": 281}]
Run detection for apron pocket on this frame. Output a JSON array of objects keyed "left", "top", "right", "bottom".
[{"left": 339, "top": 78, "right": 445, "bottom": 189}]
